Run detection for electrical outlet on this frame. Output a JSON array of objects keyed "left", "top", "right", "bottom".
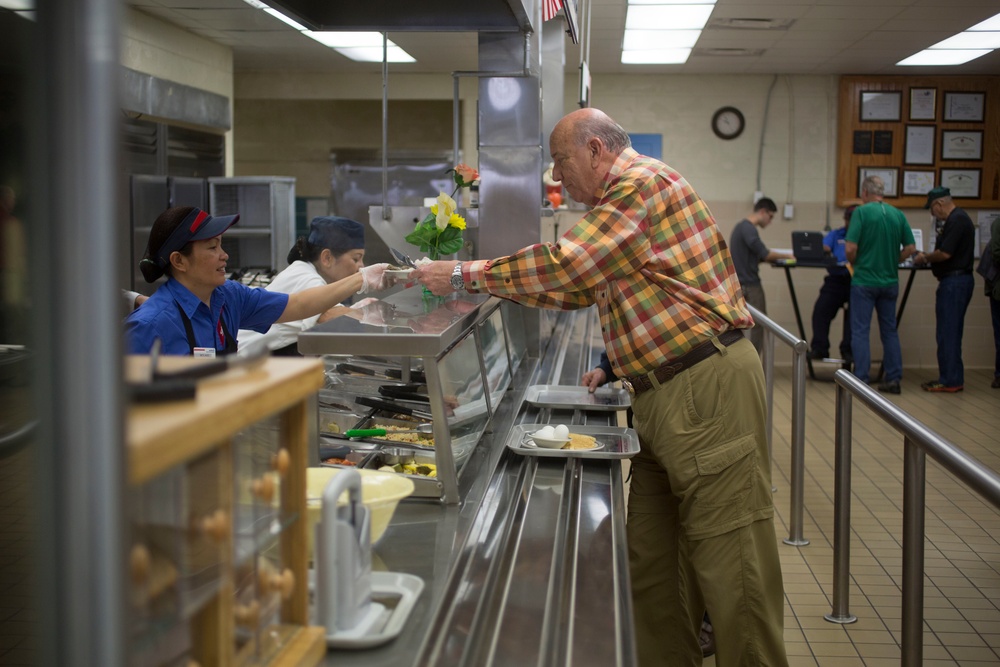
[{"left": 783, "top": 203, "right": 794, "bottom": 220}]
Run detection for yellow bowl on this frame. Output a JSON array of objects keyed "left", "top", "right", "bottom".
[{"left": 305, "top": 467, "right": 414, "bottom": 555}]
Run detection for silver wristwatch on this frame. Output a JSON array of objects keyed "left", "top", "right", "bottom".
[{"left": 450, "top": 262, "right": 465, "bottom": 291}]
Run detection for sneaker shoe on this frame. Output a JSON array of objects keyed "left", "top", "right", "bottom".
[
  {"left": 992, "top": 377, "right": 1000, "bottom": 389},
  {"left": 877, "top": 380, "right": 901, "bottom": 394},
  {"left": 921, "top": 381, "right": 963, "bottom": 393}
]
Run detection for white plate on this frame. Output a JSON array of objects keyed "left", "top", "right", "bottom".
[
  {"left": 385, "top": 268, "right": 414, "bottom": 280},
  {"left": 506, "top": 424, "right": 639, "bottom": 460}
]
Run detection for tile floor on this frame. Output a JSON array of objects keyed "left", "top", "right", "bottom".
[{"left": 2, "top": 366, "right": 999, "bottom": 666}]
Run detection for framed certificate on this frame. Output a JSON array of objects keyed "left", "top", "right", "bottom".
[
  {"left": 909, "top": 87, "right": 936, "bottom": 120},
  {"left": 904, "top": 125, "right": 935, "bottom": 165},
  {"left": 943, "top": 92, "right": 985, "bottom": 122},
  {"left": 939, "top": 168, "right": 981, "bottom": 198},
  {"left": 941, "top": 130, "right": 983, "bottom": 160},
  {"left": 860, "top": 91, "right": 902, "bottom": 121},
  {"left": 858, "top": 167, "right": 898, "bottom": 198},
  {"left": 902, "top": 170, "right": 935, "bottom": 196}
]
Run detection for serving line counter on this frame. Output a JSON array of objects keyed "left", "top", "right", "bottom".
[{"left": 298, "top": 287, "right": 637, "bottom": 667}]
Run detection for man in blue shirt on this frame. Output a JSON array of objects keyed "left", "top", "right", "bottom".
[{"left": 809, "top": 206, "right": 855, "bottom": 362}]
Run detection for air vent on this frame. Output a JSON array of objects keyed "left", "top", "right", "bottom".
[
  {"left": 707, "top": 18, "right": 795, "bottom": 30},
  {"left": 693, "top": 47, "right": 766, "bottom": 57}
]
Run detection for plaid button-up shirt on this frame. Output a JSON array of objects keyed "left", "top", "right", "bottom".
[{"left": 464, "top": 148, "right": 752, "bottom": 378}]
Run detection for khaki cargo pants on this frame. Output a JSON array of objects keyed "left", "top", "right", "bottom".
[{"left": 627, "top": 337, "right": 788, "bottom": 666}]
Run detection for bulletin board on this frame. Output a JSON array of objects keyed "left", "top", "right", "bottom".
[{"left": 836, "top": 75, "right": 1000, "bottom": 208}]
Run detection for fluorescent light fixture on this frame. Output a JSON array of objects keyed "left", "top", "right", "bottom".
[
  {"left": 623, "top": 29, "right": 702, "bottom": 50},
  {"left": 622, "top": 48, "right": 692, "bottom": 64},
  {"left": 932, "top": 32, "right": 1000, "bottom": 49},
  {"left": 626, "top": 5, "right": 714, "bottom": 30},
  {"left": 897, "top": 49, "right": 991, "bottom": 66},
  {"left": 330, "top": 46, "right": 416, "bottom": 63},
  {"left": 628, "top": 0, "right": 715, "bottom": 4},
  {"left": 967, "top": 13, "right": 1000, "bottom": 31},
  {"left": 0, "top": 0, "right": 33, "bottom": 8},
  {"left": 262, "top": 7, "right": 307, "bottom": 31},
  {"left": 304, "top": 31, "right": 385, "bottom": 48}
]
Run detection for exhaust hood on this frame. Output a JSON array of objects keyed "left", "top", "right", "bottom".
[{"left": 266, "top": 0, "right": 533, "bottom": 32}]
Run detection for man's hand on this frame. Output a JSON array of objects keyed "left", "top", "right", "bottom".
[
  {"left": 581, "top": 367, "right": 607, "bottom": 393},
  {"left": 412, "top": 260, "right": 460, "bottom": 296}
]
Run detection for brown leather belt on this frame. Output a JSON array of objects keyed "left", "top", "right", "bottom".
[{"left": 621, "top": 329, "right": 745, "bottom": 396}]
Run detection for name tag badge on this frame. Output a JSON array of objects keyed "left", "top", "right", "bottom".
[{"left": 193, "top": 347, "right": 216, "bottom": 359}]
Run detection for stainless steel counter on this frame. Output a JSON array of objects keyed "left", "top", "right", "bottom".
[{"left": 323, "top": 306, "right": 636, "bottom": 667}]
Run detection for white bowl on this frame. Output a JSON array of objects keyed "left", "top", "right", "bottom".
[
  {"left": 306, "top": 467, "right": 414, "bottom": 556},
  {"left": 529, "top": 434, "right": 571, "bottom": 449}
]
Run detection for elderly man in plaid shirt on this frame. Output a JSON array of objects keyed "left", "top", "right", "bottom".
[{"left": 414, "top": 108, "right": 787, "bottom": 667}]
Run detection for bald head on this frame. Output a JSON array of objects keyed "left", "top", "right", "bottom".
[{"left": 549, "top": 109, "right": 630, "bottom": 206}]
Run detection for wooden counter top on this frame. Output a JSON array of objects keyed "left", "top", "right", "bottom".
[{"left": 126, "top": 356, "right": 323, "bottom": 484}]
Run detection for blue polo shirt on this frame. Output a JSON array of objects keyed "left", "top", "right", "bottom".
[
  {"left": 823, "top": 227, "right": 850, "bottom": 278},
  {"left": 125, "top": 278, "right": 288, "bottom": 355}
]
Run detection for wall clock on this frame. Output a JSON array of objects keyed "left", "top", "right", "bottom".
[{"left": 712, "top": 106, "right": 745, "bottom": 140}]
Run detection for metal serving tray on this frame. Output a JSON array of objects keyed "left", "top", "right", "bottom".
[
  {"left": 505, "top": 424, "right": 639, "bottom": 460},
  {"left": 523, "top": 384, "right": 631, "bottom": 411}
]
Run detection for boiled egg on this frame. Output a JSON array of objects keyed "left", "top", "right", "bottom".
[
  {"left": 534, "top": 425, "right": 555, "bottom": 439},
  {"left": 553, "top": 424, "right": 569, "bottom": 440}
]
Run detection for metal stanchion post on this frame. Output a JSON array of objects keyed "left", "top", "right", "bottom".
[
  {"left": 784, "top": 343, "right": 809, "bottom": 546},
  {"left": 826, "top": 379, "right": 857, "bottom": 623},
  {"left": 901, "top": 437, "right": 926, "bottom": 667}
]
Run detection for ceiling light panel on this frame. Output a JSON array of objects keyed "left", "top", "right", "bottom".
[
  {"left": 931, "top": 32, "right": 1000, "bottom": 49},
  {"left": 333, "top": 46, "right": 416, "bottom": 63},
  {"left": 897, "top": 49, "right": 991, "bottom": 66},
  {"left": 621, "top": 48, "right": 692, "bottom": 64},
  {"left": 305, "top": 31, "right": 386, "bottom": 48},
  {"left": 968, "top": 13, "right": 1000, "bottom": 31},
  {"left": 625, "top": 5, "right": 715, "bottom": 31},
  {"left": 623, "top": 29, "right": 702, "bottom": 50}
]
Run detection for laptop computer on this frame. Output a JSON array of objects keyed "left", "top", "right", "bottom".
[{"left": 791, "top": 231, "right": 828, "bottom": 263}]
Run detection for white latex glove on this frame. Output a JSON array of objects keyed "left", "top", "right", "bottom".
[
  {"left": 350, "top": 297, "right": 380, "bottom": 309},
  {"left": 357, "top": 263, "right": 391, "bottom": 294}
]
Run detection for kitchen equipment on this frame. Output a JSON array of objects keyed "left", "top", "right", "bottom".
[
  {"left": 306, "top": 467, "right": 414, "bottom": 548},
  {"left": 378, "top": 383, "right": 430, "bottom": 403},
  {"left": 335, "top": 362, "right": 426, "bottom": 384},
  {"left": 314, "top": 468, "right": 423, "bottom": 648},
  {"left": 389, "top": 247, "right": 417, "bottom": 269},
  {"left": 344, "top": 425, "right": 434, "bottom": 439}
]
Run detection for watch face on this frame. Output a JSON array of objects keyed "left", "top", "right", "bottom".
[{"left": 712, "top": 106, "right": 745, "bottom": 140}]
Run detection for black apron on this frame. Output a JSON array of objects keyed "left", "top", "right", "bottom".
[{"left": 175, "top": 302, "right": 238, "bottom": 357}]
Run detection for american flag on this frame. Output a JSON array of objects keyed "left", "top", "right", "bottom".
[{"left": 542, "top": 0, "right": 564, "bottom": 22}]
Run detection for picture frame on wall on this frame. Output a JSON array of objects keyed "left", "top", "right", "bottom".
[
  {"left": 860, "top": 91, "right": 902, "bottom": 121},
  {"left": 943, "top": 92, "right": 985, "bottom": 122},
  {"left": 909, "top": 87, "right": 936, "bottom": 120},
  {"left": 859, "top": 167, "right": 898, "bottom": 197},
  {"left": 940, "top": 130, "right": 983, "bottom": 161},
  {"left": 904, "top": 125, "right": 935, "bottom": 165},
  {"left": 902, "top": 170, "right": 935, "bottom": 196},
  {"left": 939, "top": 168, "right": 981, "bottom": 198}
]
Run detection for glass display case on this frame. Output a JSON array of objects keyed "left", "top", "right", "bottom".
[{"left": 298, "top": 286, "right": 527, "bottom": 503}]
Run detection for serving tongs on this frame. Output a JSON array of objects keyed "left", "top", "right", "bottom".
[
  {"left": 335, "top": 362, "right": 426, "bottom": 384},
  {"left": 355, "top": 396, "right": 433, "bottom": 421},
  {"left": 378, "top": 383, "right": 430, "bottom": 403},
  {"left": 389, "top": 247, "right": 418, "bottom": 270}
]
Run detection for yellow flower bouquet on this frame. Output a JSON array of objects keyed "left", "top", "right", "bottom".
[{"left": 405, "top": 164, "right": 478, "bottom": 261}]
